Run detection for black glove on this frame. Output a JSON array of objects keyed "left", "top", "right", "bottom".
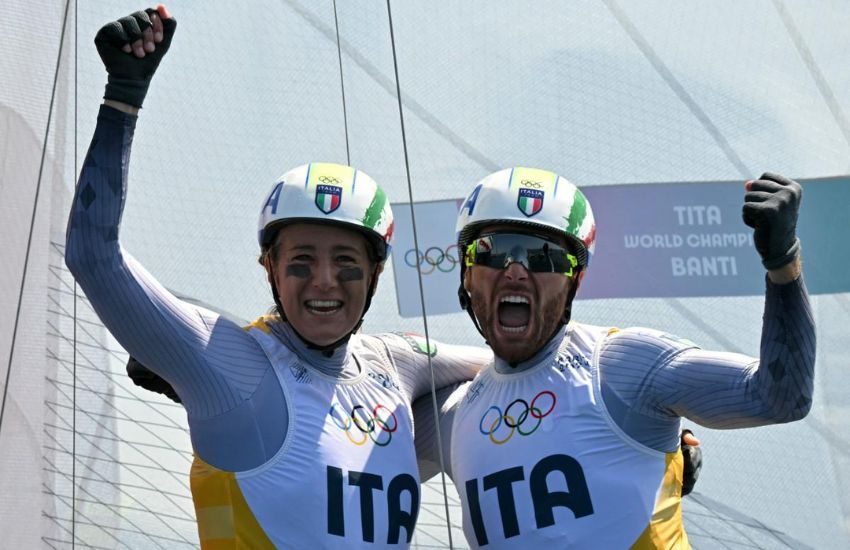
[
  {"left": 742, "top": 172, "right": 802, "bottom": 270},
  {"left": 126, "top": 356, "right": 181, "bottom": 403},
  {"left": 681, "top": 429, "right": 702, "bottom": 496},
  {"left": 95, "top": 7, "right": 177, "bottom": 108}
]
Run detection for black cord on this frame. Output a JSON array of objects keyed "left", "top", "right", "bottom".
[
  {"left": 72, "top": 0, "right": 79, "bottom": 546},
  {"left": 385, "top": 1, "right": 454, "bottom": 547},
  {"left": 332, "top": 0, "right": 351, "bottom": 165}
]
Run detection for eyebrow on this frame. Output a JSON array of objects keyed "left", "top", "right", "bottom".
[{"left": 287, "top": 244, "right": 363, "bottom": 254}]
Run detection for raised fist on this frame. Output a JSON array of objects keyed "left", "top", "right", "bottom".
[
  {"left": 95, "top": 4, "right": 176, "bottom": 108},
  {"left": 742, "top": 172, "right": 802, "bottom": 270}
]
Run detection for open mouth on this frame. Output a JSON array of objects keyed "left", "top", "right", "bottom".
[
  {"left": 305, "top": 299, "right": 343, "bottom": 316},
  {"left": 497, "top": 295, "right": 530, "bottom": 333}
]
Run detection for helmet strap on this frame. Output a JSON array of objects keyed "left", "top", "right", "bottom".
[{"left": 458, "top": 264, "right": 488, "bottom": 341}]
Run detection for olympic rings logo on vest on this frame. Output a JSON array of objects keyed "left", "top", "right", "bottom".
[
  {"left": 479, "top": 391, "right": 557, "bottom": 445},
  {"left": 328, "top": 402, "right": 399, "bottom": 447},
  {"left": 404, "top": 245, "right": 459, "bottom": 275}
]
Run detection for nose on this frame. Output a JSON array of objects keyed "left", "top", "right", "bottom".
[
  {"left": 312, "top": 259, "right": 338, "bottom": 290},
  {"left": 503, "top": 261, "right": 529, "bottom": 282}
]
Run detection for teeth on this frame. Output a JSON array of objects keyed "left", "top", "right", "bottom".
[
  {"left": 306, "top": 300, "right": 342, "bottom": 315},
  {"left": 500, "top": 295, "right": 529, "bottom": 304},
  {"left": 501, "top": 324, "right": 528, "bottom": 333}
]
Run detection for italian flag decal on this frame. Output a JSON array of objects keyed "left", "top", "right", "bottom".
[
  {"left": 315, "top": 184, "right": 342, "bottom": 214},
  {"left": 517, "top": 188, "right": 544, "bottom": 217}
]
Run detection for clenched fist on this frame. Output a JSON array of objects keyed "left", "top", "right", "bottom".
[
  {"left": 95, "top": 4, "right": 176, "bottom": 108},
  {"left": 742, "top": 172, "right": 802, "bottom": 270}
]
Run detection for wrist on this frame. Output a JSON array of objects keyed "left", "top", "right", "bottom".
[
  {"left": 762, "top": 237, "right": 800, "bottom": 271},
  {"left": 767, "top": 255, "right": 801, "bottom": 284},
  {"left": 103, "top": 99, "right": 139, "bottom": 115}
]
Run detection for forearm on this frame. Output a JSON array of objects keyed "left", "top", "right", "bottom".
[
  {"left": 412, "top": 382, "right": 462, "bottom": 481},
  {"left": 66, "top": 105, "right": 135, "bottom": 267},
  {"left": 752, "top": 270, "right": 815, "bottom": 420}
]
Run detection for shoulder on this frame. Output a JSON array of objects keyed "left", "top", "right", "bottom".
[
  {"left": 568, "top": 321, "right": 619, "bottom": 346},
  {"left": 600, "top": 326, "right": 701, "bottom": 367}
]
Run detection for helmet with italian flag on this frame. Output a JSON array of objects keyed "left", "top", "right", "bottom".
[
  {"left": 257, "top": 162, "right": 395, "bottom": 262},
  {"left": 455, "top": 167, "right": 596, "bottom": 268}
]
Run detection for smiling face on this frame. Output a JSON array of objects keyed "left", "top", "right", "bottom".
[
  {"left": 463, "top": 225, "right": 577, "bottom": 363},
  {"left": 266, "top": 223, "right": 376, "bottom": 346}
]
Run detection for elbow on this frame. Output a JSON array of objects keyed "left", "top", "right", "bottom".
[
  {"left": 64, "top": 228, "right": 119, "bottom": 283},
  {"left": 767, "top": 391, "right": 813, "bottom": 424},
  {"left": 788, "top": 394, "right": 813, "bottom": 422}
]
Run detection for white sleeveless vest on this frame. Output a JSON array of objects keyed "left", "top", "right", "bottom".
[
  {"left": 191, "top": 319, "right": 421, "bottom": 549},
  {"left": 450, "top": 323, "right": 689, "bottom": 549}
]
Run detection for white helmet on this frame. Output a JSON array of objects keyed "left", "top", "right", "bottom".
[
  {"left": 258, "top": 162, "right": 395, "bottom": 261},
  {"left": 456, "top": 167, "right": 596, "bottom": 268}
]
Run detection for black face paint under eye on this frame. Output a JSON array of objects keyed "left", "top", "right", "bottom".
[
  {"left": 338, "top": 267, "right": 364, "bottom": 282},
  {"left": 286, "top": 264, "right": 312, "bottom": 278}
]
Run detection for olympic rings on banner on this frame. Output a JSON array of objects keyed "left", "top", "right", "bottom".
[
  {"left": 329, "top": 402, "right": 399, "bottom": 447},
  {"left": 478, "top": 391, "right": 557, "bottom": 445},
  {"left": 404, "top": 245, "right": 459, "bottom": 274}
]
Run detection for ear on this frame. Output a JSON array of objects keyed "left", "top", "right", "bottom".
[
  {"left": 370, "top": 262, "right": 384, "bottom": 289},
  {"left": 463, "top": 265, "right": 473, "bottom": 293},
  {"left": 262, "top": 254, "right": 275, "bottom": 286}
]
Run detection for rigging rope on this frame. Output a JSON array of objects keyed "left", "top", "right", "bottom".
[
  {"left": 331, "top": 0, "right": 351, "bottom": 166},
  {"left": 72, "top": 0, "right": 78, "bottom": 546},
  {"left": 384, "top": 1, "right": 455, "bottom": 547}
]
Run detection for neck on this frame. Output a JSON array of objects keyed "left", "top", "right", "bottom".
[
  {"left": 270, "top": 319, "right": 358, "bottom": 379},
  {"left": 492, "top": 325, "right": 567, "bottom": 375}
]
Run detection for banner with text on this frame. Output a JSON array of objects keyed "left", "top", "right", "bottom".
[{"left": 390, "top": 177, "right": 850, "bottom": 317}]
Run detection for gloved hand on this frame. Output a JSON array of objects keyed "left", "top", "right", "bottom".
[
  {"left": 742, "top": 172, "right": 802, "bottom": 270},
  {"left": 681, "top": 429, "right": 702, "bottom": 496},
  {"left": 95, "top": 4, "right": 177, "bottom": 108},
  {"left": 126, "top": 356, "right": 181, "bottom": 403}
]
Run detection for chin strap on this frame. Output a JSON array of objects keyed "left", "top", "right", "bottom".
[{"left": 458, "top": 281, "right": 487, "bottom": 342}]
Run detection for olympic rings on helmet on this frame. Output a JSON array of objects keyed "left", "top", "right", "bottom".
[
  {"left": 403, "top": 245, "right": 459, "bottom": 275},
  {"left": 329, "top": 402, "right": 399, "bottom": 447},
  {"left": 478, "top": 391, "right": 556, "bottom": 445},
  {"left": 318, "top": 175, "right": 341, "bottom": 184}
]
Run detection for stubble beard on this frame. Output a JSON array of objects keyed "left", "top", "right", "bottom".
[{"left": 470, "top": 289, "right": 567, "bottom": 365}]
